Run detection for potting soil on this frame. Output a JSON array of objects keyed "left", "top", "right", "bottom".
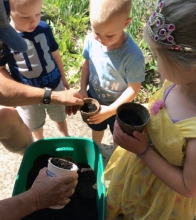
[
  {"left": 80, "top": 103, "right": 97, "bottom": 113},
  {"left": 22, "top": 154, "right": 98, "bottom": 220},
  {"left": 51, "top": 157, "right": 73, "bottom": 170},
  {"left": 119, "top": 109, "right": 143, "bottom": 126}
]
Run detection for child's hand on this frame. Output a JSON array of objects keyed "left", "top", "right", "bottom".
[
  {"left": 62, "top": 79, "right": 70, "bottom": 90},
  {"left": 79, "top": 89, "right": 88, "bottom": 99},
  {"left": 88, "top": 105, "right": 111, "bottom": 124},
  {"left": 113, "top": 120, "right": 148, "bottom": 155}
]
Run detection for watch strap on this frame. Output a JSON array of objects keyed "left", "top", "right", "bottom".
[{"left": 43, "top": 87, "right": 52, "bottom": 104}]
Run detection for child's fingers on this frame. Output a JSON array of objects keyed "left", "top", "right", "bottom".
[{"left": 133, "top": 130, "right": 148, "bottom": 145}]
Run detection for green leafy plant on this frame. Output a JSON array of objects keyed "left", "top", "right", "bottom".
[
  {"left": 43, "top": 0, "right": 89, "bottom": 85},
  {"left": 125, "top": 0, "right": 158, "bottom": 102}
]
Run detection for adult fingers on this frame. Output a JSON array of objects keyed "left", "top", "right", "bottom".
[
  {"left": 52, "top": 181, "right": 77, "bottom": 199},
  {"left": 49, "top": 180, "right": 77, "bottom": 205},
  {"left": 54, "top": 197, "right": 71, "bottom": 206},
  {"left": 73, "top": 98, "right": 84, "bottom": 106},
  {"left": 65, "top": 106, "right": 72, "bottom": 116},
  {"left": 62, "top": 197, "right": 71, "bottom": 206},
  {"left": 72, "top": 105, "right": 80, "bottom": 115},
  {"left": 62, "top": 173, "right": 78, "bottom": 184}
]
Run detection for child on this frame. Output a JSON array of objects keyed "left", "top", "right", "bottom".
[
  {"left": 0, "top": 0, "right": 70, "bottom": 139},
  {"left": 79, "top": 0, "right": 145, "bottom": 148},
  {"left": 104, "top": 0, "right": 196, "bottom": 219}
]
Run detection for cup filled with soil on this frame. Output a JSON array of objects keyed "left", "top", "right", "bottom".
[
  {"left": 47, "top": 157, "right": 78, "bottom": 209},
  {"left": 116, "top": 102, "right": 150, "bottom": 136},
  {"left": 80, "top": 98, "right": 100, "bottom": 123}
]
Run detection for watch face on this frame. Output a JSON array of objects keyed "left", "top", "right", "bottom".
[{"left": 43, "top": 98, "right": 50, "bottom": 104}]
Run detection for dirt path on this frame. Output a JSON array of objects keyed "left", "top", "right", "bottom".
[{"left": 0, "top": 111, "right": 113, "bottom": 200}]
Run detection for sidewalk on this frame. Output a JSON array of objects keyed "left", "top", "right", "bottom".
[{"left": 0, "top": 111, "right": 113, "bottom": 200}]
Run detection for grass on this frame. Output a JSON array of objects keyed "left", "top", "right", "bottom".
[{"left": 42, "top": 0, "right": 159, "bottom": 104}]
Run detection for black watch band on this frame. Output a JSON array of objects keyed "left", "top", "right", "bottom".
[{"left": 43, "top": 87, "right": 52, "bottom": 104}]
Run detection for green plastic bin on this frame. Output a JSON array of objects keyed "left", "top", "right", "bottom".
[{"left": 12, "top": 137, "right": 106, "bottom": 220}]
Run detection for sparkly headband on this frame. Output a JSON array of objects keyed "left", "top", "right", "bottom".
[{"left": 147, "top": 0, "right": 196, "bottom": 53}]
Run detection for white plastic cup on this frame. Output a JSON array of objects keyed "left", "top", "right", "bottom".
[{"left": 47, "top": 157, "right": 78, "bottom": 209}]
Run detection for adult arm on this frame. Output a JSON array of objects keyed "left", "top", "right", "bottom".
[
  {"left": 0, "top": 66, "right": 14, "bottom": 80},
  {"left": 52, "top": 50, "right": 70, "bottom": 89},
  {"left": 0, "top": 67, "right": 83, "bottom": 107},
  {"left": 0, "top": 168, "right": 78, "bottom": 220}
]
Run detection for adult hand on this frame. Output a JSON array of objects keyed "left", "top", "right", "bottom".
[
  {"left": 30, "top": 167, "right": 78, "bottom": 210},
  {"left": 65, "top": 105, "right": 80, "bottom": 116},
  {"left": 113, "top": 120, "right": 148, "bottom": 155},
  {"left": 52, "top": 89, "right": 84, "bottom": 107}
]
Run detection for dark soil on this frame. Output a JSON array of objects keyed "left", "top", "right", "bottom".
[
  {"left": 23, "top": 154, "right": 98, "bottom": 220},
  {"left": 118, "top": 109, "right": 143, "bottom": 126},
  {"left": 80, "top": 103, "right": 97, "bottom": 113},
  {"left": 51, "top": 158, "right": 73, "bottom": 170}
]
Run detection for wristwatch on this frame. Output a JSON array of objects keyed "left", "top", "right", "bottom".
[{"left": 43, "top": 87, "right": 52, "bottom": 104}]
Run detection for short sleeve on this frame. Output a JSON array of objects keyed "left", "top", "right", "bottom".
[
  {"left": 125, "top": 54, "right": 145, "bottom": 83},
  {"left": 82, "top": 34, "right": 91, "bottom": 61},
  {"left": 44, "top": 22, "right": 58, "bottom": 52}
]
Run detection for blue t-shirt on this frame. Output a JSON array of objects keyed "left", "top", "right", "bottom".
[
  {"left": 82, "top": 33, "right": 145, "bottom": 105},
  {"left": 0, "top": 21, "right": 61, "bottom": 89}
]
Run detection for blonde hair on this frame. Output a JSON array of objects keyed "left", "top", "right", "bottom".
[
  {"left": 89, "top": 0, "right": 132, "bottom": 23},
  {"left": 10, "top": 0, "right": 41, "bottom": 10},
  {"left": 145, "top": 0, "right": 196, "bottom": 73}
]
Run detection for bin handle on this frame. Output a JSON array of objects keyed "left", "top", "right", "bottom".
[{"left": 55, "top": 147, "right": 74, "bottom": 152}]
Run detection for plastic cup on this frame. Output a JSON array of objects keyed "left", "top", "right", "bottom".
[
  {"left": 47, "top": 157, "right": 78, "bottom": 209},
  {"left": 80, "top": 98, "right": 100, "bottom": 123}
]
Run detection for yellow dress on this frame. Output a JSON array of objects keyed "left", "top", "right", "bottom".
[{"left": 104, "top": 81, "right": 196, "bottom": 220}]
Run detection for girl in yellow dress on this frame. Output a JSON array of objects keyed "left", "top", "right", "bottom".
[{"left": 104, "top": 0, "right": 196, "bottom": 219}]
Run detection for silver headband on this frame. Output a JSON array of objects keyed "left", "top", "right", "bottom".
[{"left": 148, "top": 0, "right": 196, "bottom": 53}]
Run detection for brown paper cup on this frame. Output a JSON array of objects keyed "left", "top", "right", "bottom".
[
  {"left": 80, "top": 98, "right": 100, "bottom": 123},
  {"left": 116, "top": 102, "right": 150, "bottom": 136}
]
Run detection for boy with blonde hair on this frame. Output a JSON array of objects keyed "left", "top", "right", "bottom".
[
  {"left": 80, "top": 0, "right": 145, "bottom": 149},
  {"left": 90, "top": 0, "right": 132, "bottom": 23},
  {"left": 0, "top": 0, "right": 70, "bottom": 140}
]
